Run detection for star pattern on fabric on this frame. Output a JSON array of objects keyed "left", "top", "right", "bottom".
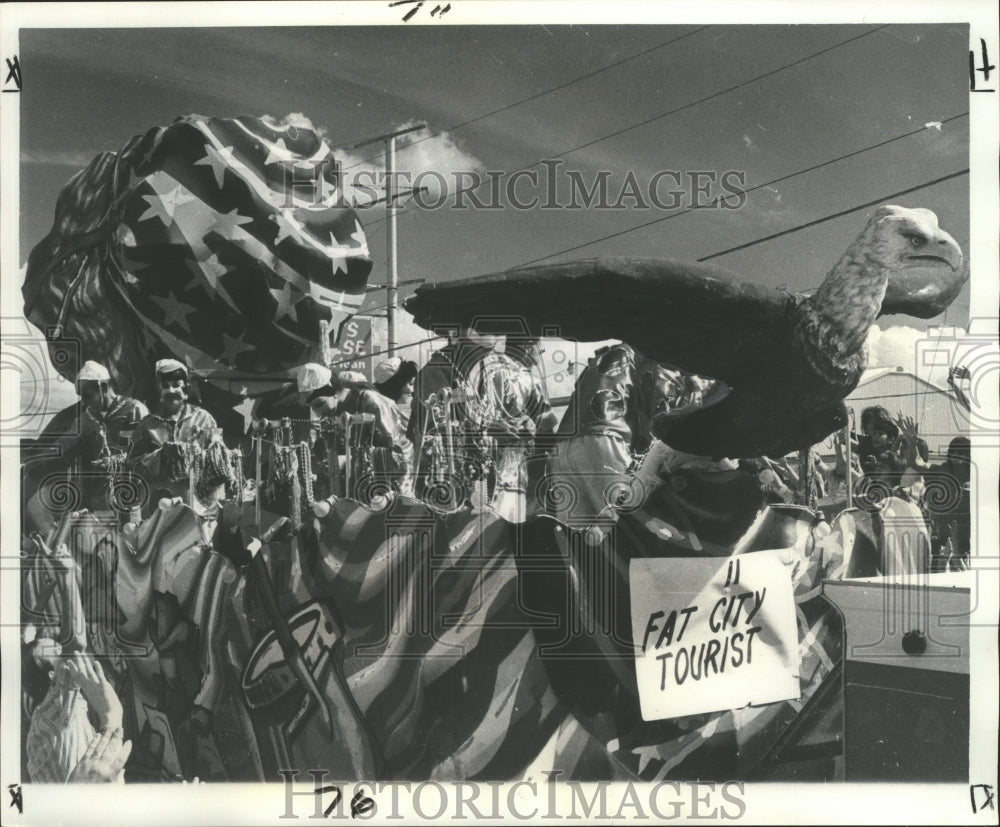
[
  {"left": 125, "top": 169, "right": 147, "bottom": 194},
  {"left": 269, "top": 211, "right": 298, "bottom": 246},
  {"left": 233, "top": 392, "right": 256, "bottom": 434},
  {"left": 220, "top": 332, "right": 255, "bottom": 365},
  {"left": 195, "top": 144, "right": 238, "bottom": 188},
  {"left": 150, "top": 290, "right": 198, "bottom": 333},
  {"left": 138, "top": 185, "right": 195, "bottom": 226},
  {"left": 328, "top": 231, "right": 369, "bottom": 276},
  {"left": 201, "top": 253, "right": 228, "bottom": 290},
  {"left": 212, "top": 208, "right": 254, "bottom": 240},
  {"left": 45, "top": 114, "right": 377, "bottom": 407},
  {"left": 269, "top": 280, "right": 300, "bottom": 322},
  {"left": 629, "top": 742, "right": 671, "bottom": 776},
  {"left": 318, "top": 174, "right": 339, "bottom": 205},
  {"left": 348, "top": 219, "right": 371, "bottom": 259},
  {"left": 263, "top": 138, "right": 290, "bottom": 166},
  {"left": 328, "top": 234, "right": 351, "bottom": 277},
  {"left": 184, "top": 252, "right": 226, "bottom": 291},
  {"left": 139, "top": 324, "right": 159, "bottom": 349}
]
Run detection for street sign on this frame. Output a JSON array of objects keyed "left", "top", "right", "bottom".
[{"left": 337, "top": 317, "right": 374, "bottom": 381}]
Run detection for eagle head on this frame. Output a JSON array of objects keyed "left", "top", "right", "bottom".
[{"left": 868, "top": 205, "right": 967, "bottom": 318}]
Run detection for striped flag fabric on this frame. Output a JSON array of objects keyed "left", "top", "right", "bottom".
[
  {"left": 23, "top": 114, "right": 372, "bottom": 404},
  {"left": 225, "top": 498, "right": 567, "bottom": 780},
  {"left": 27, "top": 497, "right": 848, "bottom": 782}
]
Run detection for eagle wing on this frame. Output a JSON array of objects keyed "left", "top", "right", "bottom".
[{"left": 405, "top": 257, "right": 797, "bottom": 388}]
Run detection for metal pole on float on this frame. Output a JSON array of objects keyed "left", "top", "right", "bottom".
[
  {"left": 254, "top": 433, "right": 262, "bottom": 532},
  {"left": 845, "top": 413, "right": 854, "bottom": 509}
]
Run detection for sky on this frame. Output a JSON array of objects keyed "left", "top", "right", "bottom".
[{"left": 17, "top": 22, "right": 972, "bottom": 387}]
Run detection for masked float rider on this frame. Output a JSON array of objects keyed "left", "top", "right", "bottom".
[
  {"left": 407, "top": 327, "right": 546, "bottom": 517},
  {"left": 23, "top": 361, "right": 148, "bottom": 529},
  {"left": 547, "top": 343, "right": 735, "bottom": 528},
  {"left": 307, "top": 374, "right": 412, "bottom": 500},
  {"left": 373, "top": 357, "right": 419, "bottom": 492},
  {"left": 127, "top": 359, "right": 219, "bottom": 514},
  {"left": 249, "top": 362, "right": 329, "bottom": 443},
  {"left": 374, "top": 357, "right": 418, "bottom": 426}
]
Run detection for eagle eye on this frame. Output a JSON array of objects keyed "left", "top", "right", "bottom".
[{"left": 908, "top": 234, "right": 925, "bottom": 248}]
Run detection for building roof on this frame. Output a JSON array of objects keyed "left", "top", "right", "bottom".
[{"left": 855, "top": 365, "right": 951, "bottom": 395}]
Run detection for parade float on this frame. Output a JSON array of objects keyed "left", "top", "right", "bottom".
[{"left": 19, "top": 113, "right": 971, "bottom": 784}]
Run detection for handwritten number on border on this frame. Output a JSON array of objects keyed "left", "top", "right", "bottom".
[
  {"left": 3, "top": 55, "right": 21, "bottom": 93},
  {"left": 971, "top": 784, "right": 996, "bottom": 814},
  {"left": 388, "top": 0, "right": 451, "bottom": 22},
  {"left": 969, "top": 39, "right": 995, "bottom": 92},
  {"left": 7, "top": 784, "right": 22, "bottom": 815}
]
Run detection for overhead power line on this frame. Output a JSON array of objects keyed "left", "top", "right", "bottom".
[
  {"left": 359, "top": 169, "right": 968, "bottom": 314},
  {"left": 338, "top": 26, "right": 709, "bottom": 174},
  {"left": 699, "top": 168, "right": 969, "bottom": 261},
  {"left": 362, "top": 24, "right": 891, "bottom": 232},
  {"left": 514, "top": 111, "right": 968, "bottom": 266}
]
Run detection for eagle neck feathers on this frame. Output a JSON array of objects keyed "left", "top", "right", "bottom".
[{"left": 797, "top": 239, "right": 889, "bottom": 386}]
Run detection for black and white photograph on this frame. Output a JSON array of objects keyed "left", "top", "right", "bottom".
[{"left": 1, "top": 2, "right": 997, "bottom": 824}]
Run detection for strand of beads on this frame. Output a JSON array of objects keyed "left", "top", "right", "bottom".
[
  {"left": 228, "top": 449, "right": 245, "bottom": 501},
  {"left": 298, "top": 441, "right": 314, "bottom": 505}
]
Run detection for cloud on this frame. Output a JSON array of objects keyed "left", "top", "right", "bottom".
[
  {"left": 337, "top": 120, "right": 484, "bottom": 206},
  {"left": 20, "top": 149, "right": 99, "bottom": 168},
  {"left": 23, "top": 113, "right": 327, "bottom": 169},
  {"left": 260, "top": 111, "right": 328, "bottom": 138},
  {"left": 866, "top": 324, "right": 971, "bottom": 388}
]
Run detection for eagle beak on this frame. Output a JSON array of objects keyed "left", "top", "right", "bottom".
[
  {"left": 881, "top": 229, "right": 967, "bottom": 319},
  {"left": 905, "top": 231, "right": 964, "bottom": 271}
]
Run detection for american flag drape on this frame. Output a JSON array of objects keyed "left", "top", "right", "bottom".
[
  {"left": 24, "top": 114, "right": 372, "bottom": 403},
  {"left": 225, "top": 499, "right": 567, "bottom": 780},
  {"left": 26, "top": 499, "right": 846, "bottom": 782}
]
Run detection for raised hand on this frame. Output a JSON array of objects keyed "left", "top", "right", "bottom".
[
  {"left": 895, "top": 413, "right": 919, "bottom": 439},
  {"left": 67, "top": 727, "right": 132, "bottom": 783},
  {"left": 31, "top": 532, "right": 76, "bottom": 571},
  {"left": 69, "top": 652, "right": 123, "bottom": 732}
]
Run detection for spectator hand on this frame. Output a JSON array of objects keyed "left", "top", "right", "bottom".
[
  {"left": 69, "top": 652, "right": 123, "bottom": 732},
  {"left": 33, "top": 533, "right": 76, "bottom": 572},
  {"left": 895, "top": 413, "right": 920, "bottom": 446},
  {"left": 67, "top": 727, "right": 132, "bottom": 783}
]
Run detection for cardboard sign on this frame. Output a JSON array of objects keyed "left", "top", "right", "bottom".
[{"left": 630, "top": 552, "right": 800, "bottom": 721}]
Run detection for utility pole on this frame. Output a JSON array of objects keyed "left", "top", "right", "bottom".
[
  {"left": 345, "top": 123, "right": 425, "bottom": 357},
  {"left": 386, "top": 135, "right": 397, "bottom": 356}
]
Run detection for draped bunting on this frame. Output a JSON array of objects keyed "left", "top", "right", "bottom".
[{"left": 24, "top": 114, "right": 372, "bottom": 407}]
